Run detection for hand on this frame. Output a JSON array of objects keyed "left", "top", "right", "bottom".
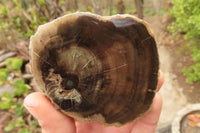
[{"left": 24, "top": 72, "right": 164, "bottom": 133}]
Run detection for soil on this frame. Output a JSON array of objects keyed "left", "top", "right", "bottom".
[
  {"left": 143, "top": 1, "right": 200, "bottom": 132},
  {"left": 143, "top": 11, "right": 200, "bottom": 133},
  {"left": 146, "top": 14, "right": 200, "bottom": 103}
]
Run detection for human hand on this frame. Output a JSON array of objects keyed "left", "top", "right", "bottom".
[{"left": 24, "top": 72, "right": 164, "bottom": 133}]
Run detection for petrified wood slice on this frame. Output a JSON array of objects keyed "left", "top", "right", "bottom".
[{"left": 29, "top": 12, "right": 159, "bottom": 126}]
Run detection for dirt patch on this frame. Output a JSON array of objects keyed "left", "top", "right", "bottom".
[
  {"left": 144, "top": 12, "right": 200, "bottom": 129},
  {"left": 157, "top": 14, "right": 200, "bottom": 103}
]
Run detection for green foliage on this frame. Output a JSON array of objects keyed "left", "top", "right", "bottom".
[
  {"left": 38, "top": 0, "right": 46, "bottom": 6},
  {"left": 18, "top": 127, "right": 30, "bottom": 133},
  {"left": 0, "top": 0, "right": 48, "bottom": 39},
  {"left": 6, "top": 58, "right": 23, "bottom": 71},
  {"left": 4, "top": 118, "right": 30, "bottom": 133},
  {"left": 0, "top": 56, "right": 39, "bottom": 132},
  {"left": 31, "top": 120, "right": 39, "bottom": 126},
  {"left": 183, "top": 63, "right": 200, "bottom": 83},
  {"left": 13, "top": 0, "right": 23, "bottom": 10},
  {"left": 14, "top": 103, "right": 25, "bottom": 116},
  {"left": 0, "top": 68, "right": 8, "bottom": 84},
  {"left": 7, "top": 35, "right": 12, "bottom": 40},
  {"left": 0, "top": 57, "right": 24, "bottom": 85},
  {"left": 0, "top": 77, "right": 34, "bottom": 132},
  {"left": 110, "top": 7, "right": 118, "bottom": 15},
  {"left": 12, "top": 16, "right": 24, "bottom": 30},
  {"left": 14, "top": 79, "right": 30, "bottom": 96},
  {"left": 0, "top": 57, "right": 29, "bottom": 110},
  {"left": 87, "top": 6, "right": 93, "bottom": 12},
  {"left": 144, "top": 8, "right": 156, "bottom": 16},
  {"left": 23, "top": 9, "right": 48, "bottom": 37},
  {"left": 182, "top": 45, "right": 200, "bottom": 83},
  {"left": 169, "top": 0, "right": 200, "bottom": 40},
  {"left": 4, "top": 121, "right": 15, "bottom": 132},
  {"left": 0, "top": 87, "right": 34, "bottom": 132},
  {"left": 126, "top": 6, "right": 136, "bottom": 14},
  {"left": 0, "top": 6, "right": 8, "bottom": 18},
  {"left": 60, "top": 0, "right": 65, "bottom": 6},
  {"left": 169, "top": 0, "right": 200, "bottom": 84},
  {"left": 0, "top": 92, "right": 14, "bottom": 110},
  {"left": 66, "top": 11, "right": 73, "bottom": 14},
  {"left": 159, "top": 8, "right": 166, "bottom": 16},
  {"left": 16, "top": 117, "right": 26, "bottom": 127},
  {"left": 0, "top": 21, "right": 11, "bottom": 31}
]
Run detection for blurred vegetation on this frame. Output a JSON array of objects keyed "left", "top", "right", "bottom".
[
  {"left": 0, "top": 0, "right": 49, "bottom": 40},
  {"left": 0, "top": 0, "right": 161, "bottom": 49},
  {"left": 169, "top": 0, "right": 200, "bottom": 83},
  {"left": 0, "top": 57, "right": 40, "bottom": 133}
]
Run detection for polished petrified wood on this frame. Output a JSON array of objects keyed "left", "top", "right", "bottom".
[{"left": 30, "top": 12, "right": 159, "bottom": 126}]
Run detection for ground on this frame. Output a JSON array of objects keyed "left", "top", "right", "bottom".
[{"left": 143, "top": 13, "right": 200, "bottom": 133}]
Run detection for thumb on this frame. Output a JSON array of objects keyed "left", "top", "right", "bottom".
[{"left": 24, "top": 92, "right": 76, "bottom": 133}]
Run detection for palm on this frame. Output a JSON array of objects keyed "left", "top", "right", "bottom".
[{"left": 74, "top": 121, "right": 135, "bottom": 133}]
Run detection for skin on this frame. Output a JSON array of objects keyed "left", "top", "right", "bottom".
[{"left": 24, "top": 72, "right": 164, "bottom": 133}]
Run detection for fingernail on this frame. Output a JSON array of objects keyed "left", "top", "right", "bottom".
[{"left": 24, "top": 93, "right": 39, "bottom": 108}]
